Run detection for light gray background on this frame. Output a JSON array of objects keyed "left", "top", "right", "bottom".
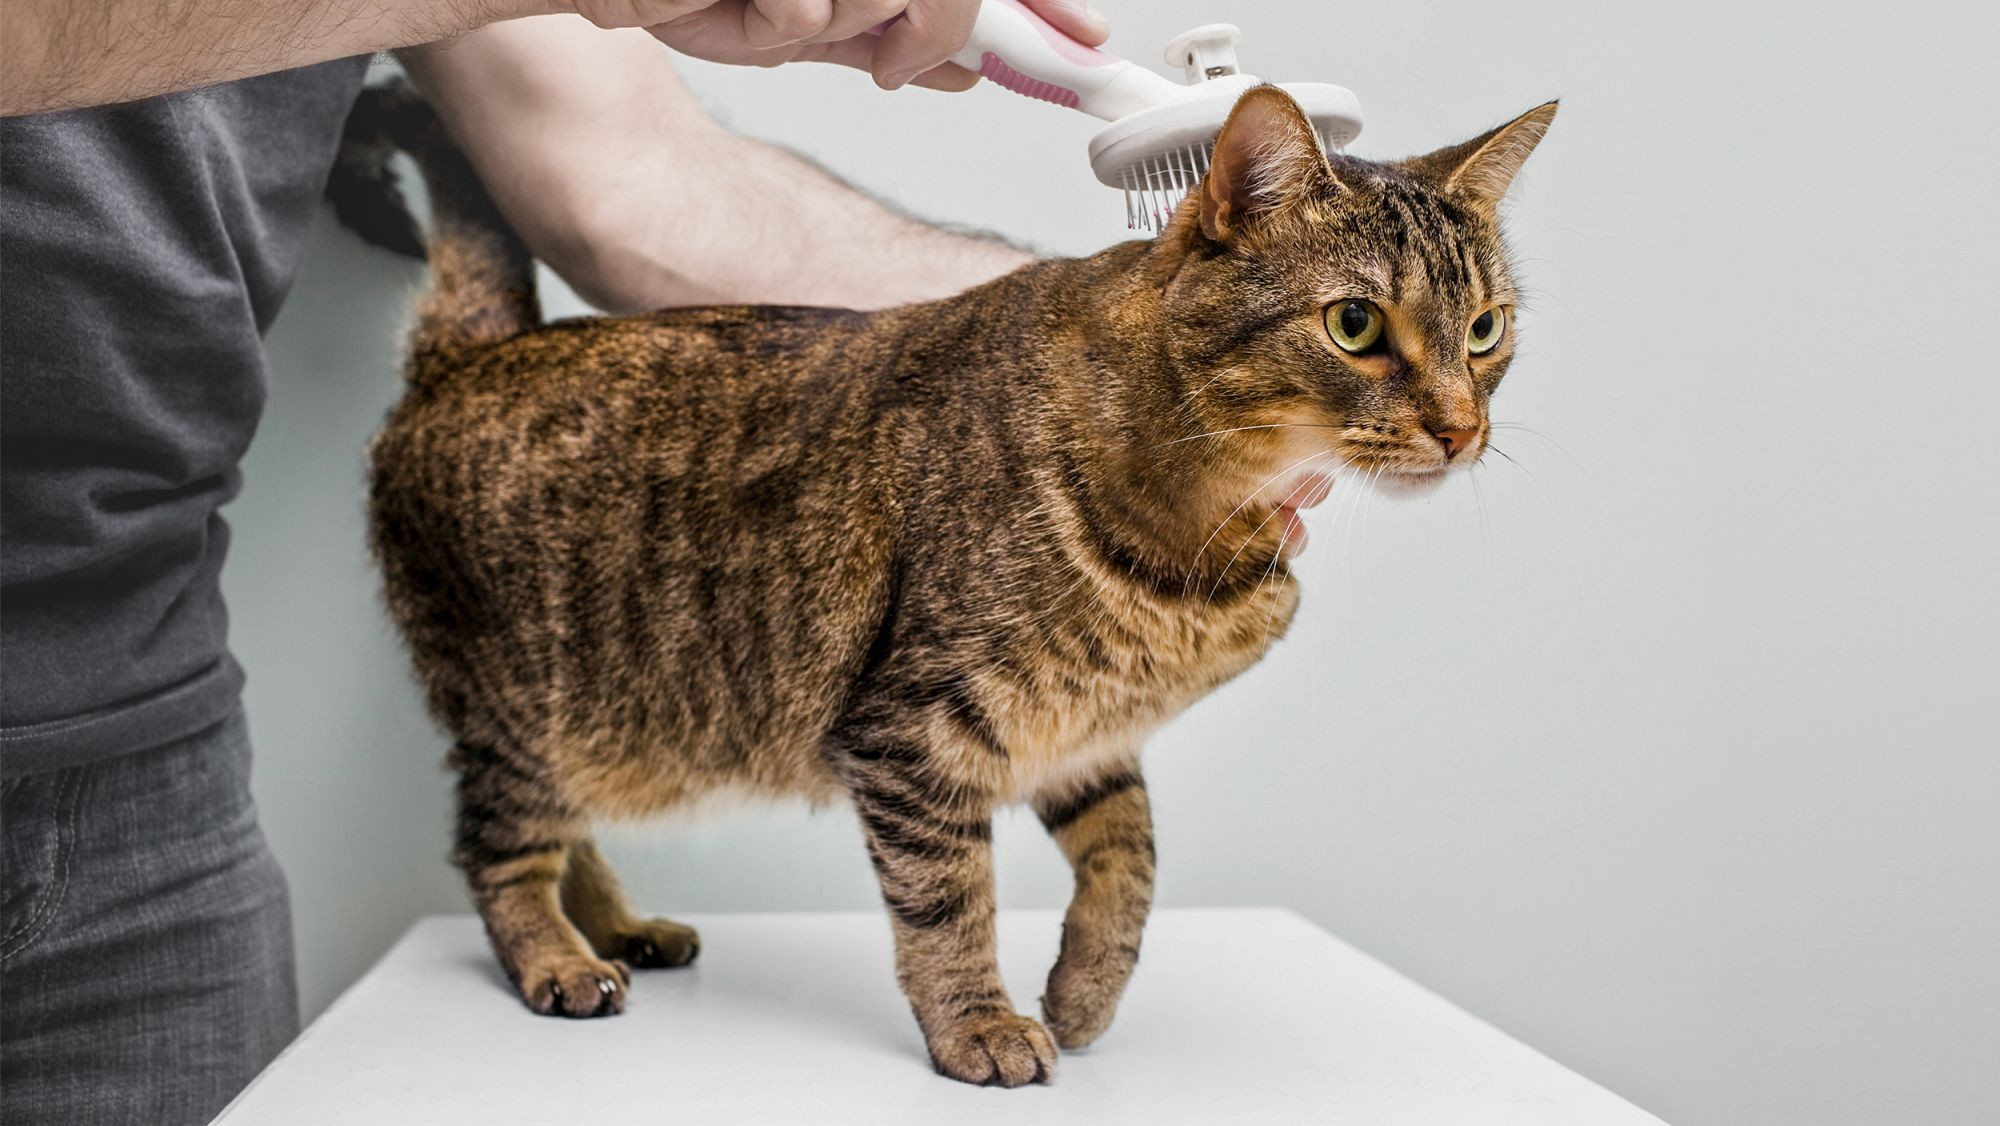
[{"left": 228, "top": 3, "right": 1999, "bottom": 1124}]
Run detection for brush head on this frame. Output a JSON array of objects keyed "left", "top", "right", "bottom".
[
  {"left": 1089, "top": 77, "right": 1363, "bottom": 232},
  {"left": 1079, "top": 23, "right": 1362, "bottom": 231}
]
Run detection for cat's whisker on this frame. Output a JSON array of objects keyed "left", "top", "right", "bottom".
[
  {"left": 1154, "top": 422, "right": 1342, "bottom": 449},
  {"left": 1204, "top": 451, "right": 1333, "bottom": 608},
  {"left": 1245, "top": 476, "right": 1319, "bottom": 633},
  {"left": 1470, "top": 467, "right": 1496, "bottom": 602},
  {"left": 1249, "top": 467, "right": 1337, "bottom": 645},
  {"left": 1334, "top": 462, "right": 1384, "bottom": 592},
  {"left": 1179, "top": 449, "right": 1334, "bottom": 598},
  {"left": 1260, "top": 462, "right": 1367, "bottom": 650},
  {"left": 1485, "top": 441, "right": 1568, "bottom": 526},
  {"left": 1183, "top": 450, "right": 1334, "bottom": 601},
  {"left": 1250, "top": 547, "right": 1289, "bottom": 643},
  {"left": 1336, "top": 464, "right": 1376, "bottom": 586},
  {"left": 1307, "top": 473, "right": 1341, "bottom": 626},
  {"left": 1484, "top": 441, "right": 1587, "bottom": 612},
  {"left": 1489, "top": 422, "right": 1583, "bottom": 470},
  {"left": 1174, "top": 365, "right": 1249, "bottom": 419}
]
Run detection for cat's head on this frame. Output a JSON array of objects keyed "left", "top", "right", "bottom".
[{"left": 1149, "top": 87, "right": 1556, "bottom": 500}]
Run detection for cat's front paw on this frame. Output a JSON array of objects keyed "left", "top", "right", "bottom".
[
  {"left": 1040, "top": 951, "right": 1133, "bottom": 1049},
  {"left": 612, "top": 917, "right": 701, "bottom": 969},
  {"left": 515, "top": 951, "right": 631, "bottom": 1018},
  {"left": 926, "top": 1012, "right": 1057, "bottom": 1087}
]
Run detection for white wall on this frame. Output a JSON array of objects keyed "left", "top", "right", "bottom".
[{"left": 232, "top": 3, "right": 2000, "bottom": 1124}]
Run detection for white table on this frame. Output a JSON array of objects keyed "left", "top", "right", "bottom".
[{"left": 214, "top": 909, "right": 1663, "bottom": 1125}]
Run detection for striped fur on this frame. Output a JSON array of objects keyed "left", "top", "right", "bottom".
[{"left": 362, "top": 85, "right": 1553, "bottom": 1082}]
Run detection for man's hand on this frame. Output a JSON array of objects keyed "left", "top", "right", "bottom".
[
  {"left": 3, "top": 0, "right": 1106, "bottom": 117},
  {"left": 567, "top": 0, "right": 1108, "bottom": 91}
]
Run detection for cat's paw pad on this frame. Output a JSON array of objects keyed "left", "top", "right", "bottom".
[
  {"left": 518, "top": 952, "right": 631, "bottom": 1018},
  {"left": 927, "top": 1012, "right": 1057, "bottom": 1087},
  {"left": 616, "top": 918, "right": 700, "bottom": 969},
  {"left": 1041, "top": 953, "right": 1133, "bottom": 1049}
]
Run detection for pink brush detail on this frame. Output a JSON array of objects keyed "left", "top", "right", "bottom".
[
  {"left": 979, "top": 52, "right": 1080, "bottom": 108},
  {"left": 990, "top": 0, "right": 1118, "bottom": 67}
]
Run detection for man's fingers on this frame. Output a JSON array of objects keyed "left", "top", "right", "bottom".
[
  {"left": 741, "top": 0, "right": 910, "bottom": 50},
  {"left": 742, "top": 0, "right": 834, "bottom": 48},
  {"left": 1018, "top": 0, "right": 1109, "bottom": 48},
  {"left": 812, "top": 0, "right": 906, "bottom": 45},
  {"left": 789, "top": 36, "right": 877, "bottom": 70},
  {"left": 794, "top": 37, "right": 978, "bottom": 92},
  {"left": 650, "top": 3, "right": 809, "bottom": 67},
  {"left": 868, "top": 0, "right": 979, "bottom": 90},
  {"left": 645, "top": 0, "right": 1084, "bottom": 91}
]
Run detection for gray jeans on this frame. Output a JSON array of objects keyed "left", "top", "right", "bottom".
[{"left": 2, "top": 710, "right": 298, "bottom": 1125}]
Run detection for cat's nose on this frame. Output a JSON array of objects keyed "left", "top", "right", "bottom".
[{"left": 1429, "top": 426, "right": 1480, "bottom": 460}]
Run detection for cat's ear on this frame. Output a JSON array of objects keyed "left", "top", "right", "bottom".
[
  {"left": 1197, "top": 86, "right": 1334, "bottom": 244},
  {"left": 1405, "top": 101, "right": 1558, "bottom": 216}
]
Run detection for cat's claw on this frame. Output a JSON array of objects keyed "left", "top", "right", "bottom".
[{"left": 520, "top": 954, "right": 630, "bottom": 1018}]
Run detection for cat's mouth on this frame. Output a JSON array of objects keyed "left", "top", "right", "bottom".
[
  {"left": 1370, "top": 466, "right": 1451, "bottom": 496},
  {"left": 1262, "top": 450, "right": 1451, "bottom": 556},
  {"left": 1332, "top": 444, "right": 1463, "bottom": 496}
]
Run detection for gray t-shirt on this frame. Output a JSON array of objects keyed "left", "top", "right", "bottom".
[{"left": 1, "top": 58, "right": 370, "bottom": 775}]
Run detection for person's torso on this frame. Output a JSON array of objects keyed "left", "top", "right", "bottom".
[{"left": 1, "top": 57, "right": 370, "bottom": 774}]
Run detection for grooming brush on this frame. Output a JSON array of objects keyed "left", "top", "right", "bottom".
[{"left": 942, "top": 0, "right": 1364, "bottom": 230}]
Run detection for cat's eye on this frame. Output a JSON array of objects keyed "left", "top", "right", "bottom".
[
  {"left": 1324, "top": 300, "right": 1385, "bottom": 354},
  {"left": 1467, "top": 307, "right": 1507, "bottom": 355}
]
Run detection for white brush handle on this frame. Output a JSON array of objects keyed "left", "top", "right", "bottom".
[{"left": 948, "top": 0, "right": 1184, "bottom": 122}]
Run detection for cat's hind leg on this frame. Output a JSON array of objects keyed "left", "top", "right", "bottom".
[
  {"left": 1030, "top": 763, "right": 1156, "bottom": 1050},
  {"left": 451, "top": 740, "right": 630, "bottom": 1017},
  {"left": 560, "top": 838, "right": 701, "bottom": 969}
]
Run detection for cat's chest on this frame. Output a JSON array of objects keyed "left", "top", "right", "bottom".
[{"left": 987, "top": 576, "right": 1298, "bottom": 796}]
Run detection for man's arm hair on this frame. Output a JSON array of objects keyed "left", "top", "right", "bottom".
[
  {"left": 0, "top": 0, "right": 1106, "bottom": 119},
  {"left": 1, "top": 0, "right": 548, "bottom": 116},
  {"left": 398, "top": 16, "right": 1032, "bottom": 312}
]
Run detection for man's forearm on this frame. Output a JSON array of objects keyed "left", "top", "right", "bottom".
[
  {"left": 0, "top": 0, "right": 549, "bottom": 116},
  {"left": 403, "top": 18, "right": 1031, "bottom": 312},
  {"left": 567, "top": 130, "right": 1033, "bottom": 310}
]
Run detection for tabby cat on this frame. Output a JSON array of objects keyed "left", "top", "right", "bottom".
[{"left": 358, "top": 82, "right": 1554, "bottom": 1086}]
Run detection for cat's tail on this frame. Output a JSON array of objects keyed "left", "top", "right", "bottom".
[{"left": 330, "top": 81, "right": 541, "bottom": 376}]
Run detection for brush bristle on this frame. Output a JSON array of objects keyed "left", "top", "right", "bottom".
[{"left": 1118, "top": 128, "right": 1345, "bottom": 232}]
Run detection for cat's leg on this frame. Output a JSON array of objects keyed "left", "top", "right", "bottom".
[
  {"left": 841, "top": 730, "right": 1056, "bottom": 1087},
  {"left": 1030, "top": 763, "right": 1156, "bottom": 1050},
  {"left": 451, "top": 740, "right": 629, "bottom": 1017},
  {"left": 559, "top": 838, "right": 701, "bottom": 969}
]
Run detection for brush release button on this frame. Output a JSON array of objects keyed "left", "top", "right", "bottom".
[{"left": 1164, "top": 24, "right": 1242, "bottom": 84}]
